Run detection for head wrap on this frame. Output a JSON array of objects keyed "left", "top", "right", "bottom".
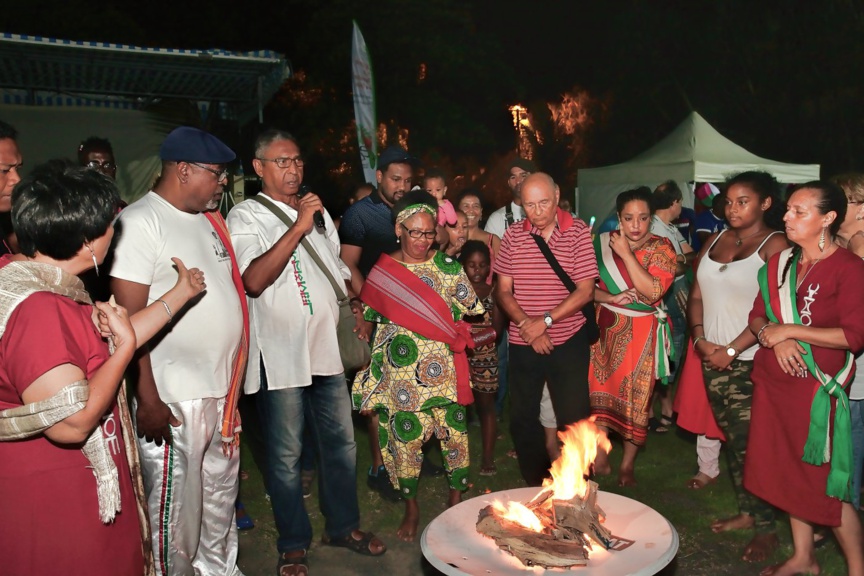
[{"left": 396, "top": 203, "right": 437, "bottom": 227}]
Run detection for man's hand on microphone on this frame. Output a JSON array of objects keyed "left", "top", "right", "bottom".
[{"left": 296, "top": 192, "right": 324, "bottom": 233}]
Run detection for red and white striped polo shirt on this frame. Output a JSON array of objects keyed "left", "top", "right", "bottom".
[{"left": 493, "top": 208, "right": 598, "bottom": 346}]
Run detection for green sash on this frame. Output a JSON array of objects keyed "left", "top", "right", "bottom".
[
  {"left": 594, "top": 233, "right": 674, "bottom": 383},
  {"left": 757, "top": 248, "right": 854, "bottom": 500}
]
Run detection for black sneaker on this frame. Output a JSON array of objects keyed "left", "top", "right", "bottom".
[{"left": 367, "top": 465, "right": 403, "bottom": 502}]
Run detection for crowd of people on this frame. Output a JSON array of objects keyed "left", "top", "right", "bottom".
[{"left": 0, "top": 118, "right": 863, "bottom": 576}]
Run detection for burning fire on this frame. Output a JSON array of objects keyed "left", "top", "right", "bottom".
[
  {"left": 490, "top": 500, "right": 545, "bottom": 533},
  {"left": 485, "top": 419, "right": 610, "bottom": 530},
  {"left": 544, "top": 419, "right": 611, "bottom": 501}
]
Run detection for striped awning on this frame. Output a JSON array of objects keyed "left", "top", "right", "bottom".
[{"left": 0, "top": 32, "right": 291, "bottom": 121}]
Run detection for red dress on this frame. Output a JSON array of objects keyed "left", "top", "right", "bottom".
[
  {"left": 0, "top": 291, "right": 144, "bottom": 575},
  {"left": 744, "top": 248, "right": 864, "bottom": 525}
]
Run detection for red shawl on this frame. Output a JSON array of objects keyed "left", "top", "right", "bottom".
[
  {"left": 361, "top": 254, "right": 476, "bottom": 405},
  {"left": 204, "top": 211, "right": 250, "bottom": 454}
]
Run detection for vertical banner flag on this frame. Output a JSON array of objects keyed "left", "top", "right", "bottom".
[{"left": 352, "top": 20, "right": 377, "bottom": 184}]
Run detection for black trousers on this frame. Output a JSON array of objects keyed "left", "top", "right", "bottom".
[{"left": 508, "top": 329, "right": 591, "bottom": 486}]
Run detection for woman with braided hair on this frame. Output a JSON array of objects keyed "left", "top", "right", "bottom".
[{"left": 746, "top": 181, "right": 864, "bottom": 576}]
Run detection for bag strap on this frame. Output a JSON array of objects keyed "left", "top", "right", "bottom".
[
  {"left": 531, "top": 234, "right": 576, "bottom": 293},
  {"left": 250, "top": 195, "right": 349, "bottom": 302},
  {"left": 505, "top": 203, "right": 515, "bottom": 228}
]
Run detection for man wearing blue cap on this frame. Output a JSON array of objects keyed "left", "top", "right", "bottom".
[{"left": 111, "top": 126, "right": 247, "bottom": 576}]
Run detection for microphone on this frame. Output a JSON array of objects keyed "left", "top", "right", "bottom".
[{"left": 298, "top": 184, "right": 326, "bottom": 230}]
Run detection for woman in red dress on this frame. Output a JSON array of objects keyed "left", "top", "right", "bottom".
[
  {"left": 746, "top": 181, "right": 864, "bottom": 576},
  {"left": 0, "top": 162, "right": 205, "bottom": 575}
]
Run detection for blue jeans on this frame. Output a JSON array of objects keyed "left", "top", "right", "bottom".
[
  {"left": 851, "top": 399, "right": 864, "bottom": 509},
  {"left": 258, "top": 369, "right": 359, "bottom": 553}
]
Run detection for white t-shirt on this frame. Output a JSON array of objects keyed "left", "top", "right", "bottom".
[
  {"left": 110, "top": 192, "right": 243, "bottom": 404},
  {"left": 484, "top": 201, "right": 524, "bottom": 239},
  {"left": 227, "top": 194, "right": 349, "bottom": 392}
]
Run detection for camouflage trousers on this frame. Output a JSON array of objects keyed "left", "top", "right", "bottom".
[{"left": 704, "top": 360, "right": 776, "bottom": 533}]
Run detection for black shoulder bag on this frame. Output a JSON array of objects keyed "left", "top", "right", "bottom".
[{"left": 530, "top": 234, "right": 599, "bottom": 344}]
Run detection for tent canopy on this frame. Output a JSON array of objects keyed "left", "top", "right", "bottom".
[{"left": 577, "top": 112, "right": 820, "bottom": 224}]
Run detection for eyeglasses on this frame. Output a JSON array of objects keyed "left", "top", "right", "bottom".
[
  {"left": 400, "top": 223, "right": 437, "bottom": 240},
  {"left": 188, "top": 162, "right": 229, "bottom": 181},
  {"left": 86, "top": 160, "right": 116, "bottom": 171},
  {"left": 0, "top": 161, "right": 23, "bottom": 175},
  {"left": 256, "top": 156, "right": 304, "bottom": 169}
]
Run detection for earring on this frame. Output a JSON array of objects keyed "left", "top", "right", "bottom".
[
  {"left": 87, "top": 244, "right": 99, "bottom": 276},
  {"left": 818, "top": 227, "right": 826, "bottom": 252},
  {"left": 396, "top": 237, "right": 400, "bottom": 244}
]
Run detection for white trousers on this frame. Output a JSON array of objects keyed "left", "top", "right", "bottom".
[
  {"left": 137, "top": 397, "right": 242, "bottom": 576},
  {"left": 696, "top": 434, "right": 721, "bottom": 478}
]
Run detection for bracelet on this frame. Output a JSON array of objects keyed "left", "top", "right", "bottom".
[
  {"left": 691, "top": 323, "right": 703, "bottom": 330},
  {"left": 156, "top": 298, "right": 173, "bottom": 323},
  {"left": 692, "top": 336, "right": 705, "bottom": 350},
  {"left": 756, "top": 322, "right": 771, "bottom": 343}
]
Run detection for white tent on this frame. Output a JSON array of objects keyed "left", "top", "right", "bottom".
[{"left": 576, "top": 112, "right": 820, "bottom": 225}]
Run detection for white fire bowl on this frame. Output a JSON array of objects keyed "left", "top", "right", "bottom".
[{"left": 421, "top": 487, "right": 678, "bottom": 576}]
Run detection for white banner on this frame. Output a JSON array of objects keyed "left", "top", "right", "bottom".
[{"left": 351, "top": 21, "right": 377, "bottom": 184}]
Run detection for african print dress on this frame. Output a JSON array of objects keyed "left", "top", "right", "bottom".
[
  {"left": 352, "top": 250, "right": 483, "bottom": 497},
  {"left": 468, "top": 294, "right": 499, "bottom": 393},
  {"left": 588, "top": 235, "right": 676, "bottom": 446}
]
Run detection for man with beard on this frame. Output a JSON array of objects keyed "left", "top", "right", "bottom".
[
  {"left": 111, "top": 126, "right": 247, "bottom": 576},
  {"left": 484, "top": 157, "right": 535, "bottom": 239}
]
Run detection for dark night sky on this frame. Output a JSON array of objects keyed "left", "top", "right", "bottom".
[{"left": 7, "top": 1, "right": 864, "bottom": 179}]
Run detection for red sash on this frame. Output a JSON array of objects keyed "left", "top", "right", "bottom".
[
  {"left": 204, "top": 211, "right": 250, "bottom": 454},
  {"left": 361, "top": 254, "right": 476, "bottom": 405}
]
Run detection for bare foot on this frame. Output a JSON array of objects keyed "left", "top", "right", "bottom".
[
  {"left": 397, "top": 500, "right": 420, "bottom": 542},
  {"left": 759, "top": 556, "right": 820, "bottom": 576},
  {"left": 743, "top": 533, "right": 779, "bottom": 563},
  {"left": 593, "top": 450, "right": 612, "bottom": 476},
  {"left": 711, "top": 513, "right": 755, "bottom": 533},
  {"left": 686, "top": 472, "right": 718, "bottom": 489},
  {"left": 618, "top": 467, "right": 637, "bottom": 487}
]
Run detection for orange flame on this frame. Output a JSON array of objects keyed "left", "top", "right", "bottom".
[
  {"left": 490, "top": 500, "right": 545, "bottom": 532},
  {"left": 542, "top": 419, "right": 611, "bottom": 501}
]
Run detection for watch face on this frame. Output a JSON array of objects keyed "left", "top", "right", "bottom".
[
  {"left": 544, "top": 314, "right": 552, "bottom": 327},
  {"left": 726, "top": 347, "right": 736, "bottom": 357}
]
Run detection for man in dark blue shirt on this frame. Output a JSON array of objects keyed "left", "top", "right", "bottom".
[{"left": 340, "top": 145, "right": 416, "bottom": 294}]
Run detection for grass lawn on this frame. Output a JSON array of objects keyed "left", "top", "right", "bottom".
[{"left": 235, "top": 405, "right": 854, "bottom": 575}]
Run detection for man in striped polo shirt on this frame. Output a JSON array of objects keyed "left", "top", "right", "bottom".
[{"left": 493, "top": 172, "right": 598, "bottom": 486}]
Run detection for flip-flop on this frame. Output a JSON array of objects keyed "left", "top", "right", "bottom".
[
  {"left": 686, "top": 473, "right": 718, "bottom": 489},
  {"left": 648, "top": 417, "right": 669, "bottom": 434},
  {"left": 322, "top": 530, "right": 387, "bottom": 557}
]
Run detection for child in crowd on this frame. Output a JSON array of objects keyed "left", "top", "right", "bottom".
[
  {"left": 460, "top": 240, "right": 505, "bottom": 475},
  {"left": 424, "top": 168, "right": 457, "bottom": 227}
]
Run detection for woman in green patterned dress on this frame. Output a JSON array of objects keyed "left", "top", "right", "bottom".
[{"left": 352, "top": 190, "right": 484, "bottom": 542}]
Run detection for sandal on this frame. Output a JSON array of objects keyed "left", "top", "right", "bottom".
[
  {"left": 321, "top": 530, "right": 387, "bottom": 557},
  {"left": 276, "top": 550, "right": 308, "bottom": 576},
  {"left": 479, "top": 464, "right": 497, "bottom": 476},
  {"left": 648, "top": 417, "right": 670, "bottom": 434},
  {"left": 686, "top": 472, "right": 718, "bottom": 489}
]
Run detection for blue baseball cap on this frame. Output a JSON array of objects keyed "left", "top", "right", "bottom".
[
  {"left": 377, "top": 145, "right": 419, "bottom": 171},
  {"left": 160, "top": 126, "right": 236, "bottom": 164}
]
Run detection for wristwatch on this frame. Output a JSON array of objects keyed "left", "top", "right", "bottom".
[
  {"left": 543, "top": 312, "right": 553, "bottom": 328},
  {"left": 725, "top": 345, "right": 740, "bottom": 358}
]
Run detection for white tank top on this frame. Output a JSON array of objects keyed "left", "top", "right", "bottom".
[{"left": 698, "top": 230, "right": 782, "bottom": 362}]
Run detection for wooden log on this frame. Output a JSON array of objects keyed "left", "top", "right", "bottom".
[{"left": 476, "top": 506, "right": 589, "bottom": 568}]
